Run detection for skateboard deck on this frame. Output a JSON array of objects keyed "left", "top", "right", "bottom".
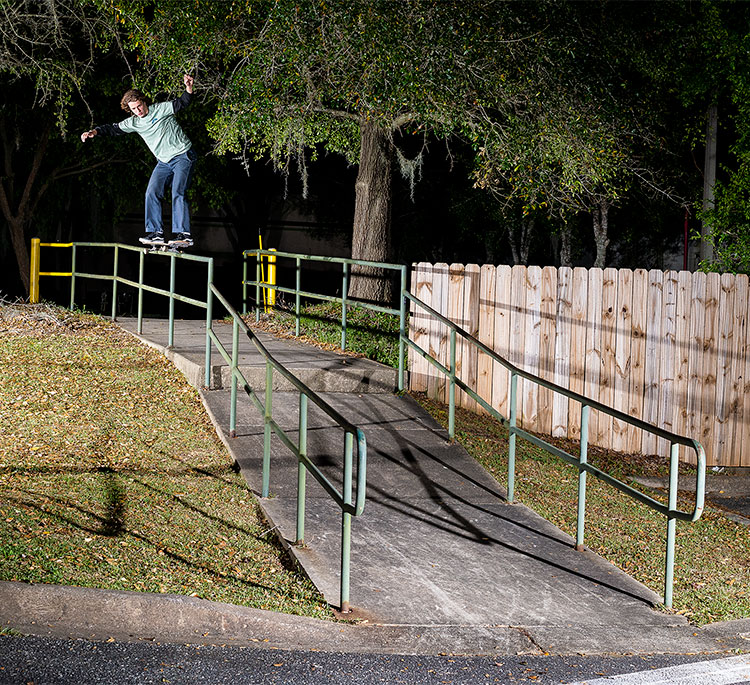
[{"left": 140, "top": 238, "right": 192, "bottom": 253}]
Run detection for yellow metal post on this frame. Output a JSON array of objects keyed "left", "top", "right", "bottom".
[
  {"left": 268, "top": 248, "right": 277, "bottom": 309},
  {"left": 29, "top": 238, "right": 41, "bottom": 303},
  {"left": 258, "top": 234, "right": 267, "bottom": 311}
]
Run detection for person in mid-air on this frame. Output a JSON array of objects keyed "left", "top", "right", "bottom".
[{"left": 80, "top": 74, "right": 196, "bottom": 249}]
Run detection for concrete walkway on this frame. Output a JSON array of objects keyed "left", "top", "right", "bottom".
[{"left": 4, "top": 316, "right": 749, "bottom": 656}]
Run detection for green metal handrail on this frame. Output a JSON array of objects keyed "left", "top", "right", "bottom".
[
  {"left": 31, "top": 240, "right": 367, "bottom": 612},
  {"left": 61, "top": 242, "right": 215, "bottom": 385},
  {"left": 242, "top": 249, "right": 409, "bottom": 391},
  {"left": 207, "top": 284, "right": 367, "bottom": 613},
  {"left": 403, "top": 290, "right": 705, "bottom": 609}
]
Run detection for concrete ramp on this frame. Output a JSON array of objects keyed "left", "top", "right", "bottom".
[{"left": 117, "top": 318, "right": 730, "bottom": 654}]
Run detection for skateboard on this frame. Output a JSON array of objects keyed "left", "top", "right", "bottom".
[{"left": 140, "top": 238, "right": 192, "bottom": 254}]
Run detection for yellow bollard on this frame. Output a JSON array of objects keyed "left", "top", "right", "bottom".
[
  {"left": 29, "top": 238, "right": 41, "bottom": 304},
  {"left": 268, "top": 248, "right": 276, "bottom": 309}
]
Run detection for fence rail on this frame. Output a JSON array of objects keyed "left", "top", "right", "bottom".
[{"left": 409, "top": 262, "right": 747, "bottom": 468}]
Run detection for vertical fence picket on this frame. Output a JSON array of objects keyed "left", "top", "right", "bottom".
[
  {"left": 732, "top": 275, "right": 749, "bottom": 465},
  {"left": 553, "top": 267, "right": 573, "bottom": 438},
  {"left": 612, "top": 269, "right": 633, "bottom": 452},
  {"left": 433, "top": 263, "right": 450, "bottom": 403},
  {"left": 568, "top": 267, "right": 589, "bottom": 441},
  {"left": 477, "top": 265, "right": 497, "bottom": 415},
  {"left": 628, "top": 269, "right": 648, "bottom": 454},
  {"left": 686, "top": 272, "right": 707, "bottom": 465},
  {"left": 510, "top": 265, "right": 527, "bottom": 425},
  {"left": 714, "top": 273, "right": 736, "bottom": 462},
  {"left": 538, "top": 266, "right": 557, "bottom": 436},
  {"left": 701, "top": 273, "right": 721, "bottom": 460},
  {"left": 584, "top": 268, "right": 603, "bottom": 445},
  {"left": 493, "top": 265, "right": 513, "bottom": 420},
  {"left": 523, "top": 266, "right": 542, "bottom": 431},
  {"left": 657, "top": 271, "right": 678, "bottom": 456},
  {"left": 463, "top": 265, "right": 481, "bottom": 412},
  {"left": 448, "top": 264, "right": 466, "bottom": 407},
  {"left": 409, "top": 262, "right": 431, "bottom": 392},
  {"left": 642, "top": 270, "right": 664, "bottom": 456},
  {"left": 597, "top": 268, "right": 618, "bottom": 447},
  {"left": 673, "top": 271, "right": 692, "bottom": 445}
]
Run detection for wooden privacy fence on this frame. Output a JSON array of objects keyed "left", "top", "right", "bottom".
[{"left": 408, "top": 262, "right": 750, "bottom": 468}]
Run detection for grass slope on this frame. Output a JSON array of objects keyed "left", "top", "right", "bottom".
[{"left": 0, "top": 303, "right": 329, "bottom": 619}]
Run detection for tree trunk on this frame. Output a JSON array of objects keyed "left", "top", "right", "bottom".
[
  {"left": 559, "top": 221, "right": 572, "bottom": 268},
  {"left": 349, "top": 121, "right": 394, "bottom": 303},
  {"left": 507, "top": 217, "right": 534, "bottom": 265},
  {"left": 592, "top": 200, "right": 611, "bottom": 268},
  {"left": 6, "top": 215, "right": 30, "bottom": 294}
]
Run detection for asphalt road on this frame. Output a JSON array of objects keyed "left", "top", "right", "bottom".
[{"left": 0, "top": 635, "right": 735, "bottom": 685}]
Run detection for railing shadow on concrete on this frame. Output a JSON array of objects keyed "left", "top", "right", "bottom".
[{"left": 404, "top": 291, "right": 706, "bottom": 609}]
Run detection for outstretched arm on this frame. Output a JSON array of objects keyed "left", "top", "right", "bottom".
[
  {"left": 81, "top": 123, "right": 124, "bottom": 142},
  {"left": 173, "top": 74, "right": 195, "bottom": 113}
]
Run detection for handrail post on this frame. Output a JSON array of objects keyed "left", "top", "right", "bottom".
[
  {"left": 341, "top": 262, "right": 349, "bottom": 351},
  {"left": 448, "top": 328, "right": 457, "bottom": 438},
  {"left": 576, "top": 404, "right": 591, "bottom": 551},
  {"left": 268, "top": 248, "right": 277, "bottom": 309},
  {"left": 255, "top": 257, "right": 261, "bottom": 323},
  {"left": 262, "top": 360, "right": 273, "bottom": 498},
  {"left": 296, "top": 394, "right": 308, "bottom": 545},
  {"left": 229, "top": 317, "right": 239, "bottom": 438},
  {"left": 398, "top": 266, "right": 407, "bottom": 392},
  {"left": 137, "top": 250, "right": 145, "bottom": 334},
  {"left": 29, "top": 238, "right": 41, "bottom": 304},
  {"left": 111, "top": 244, "right": 119, "bottom": 321},
  {"left": 295, "top": 257, "right": 301, "bottom": 337},
  {"left": 69, "top": 244, "right": 77, "bottom": 310},
  {"left": 242, "top": 252, "right": 248, "bottom": 315},
  {"left": 205, "top": 259, "right": 214, "bottom": 389},
  {"left": 664, "top": 441, "right": 680, "bottom": 608},
  {"left": 508, "top": 371, "right": 518, "bottom": 503},
  {"left": 168, "top": 253, "right": 176, "bottom": 348},
  {"left": 340, "top": 431, "right": 354, "bottom": 613}
]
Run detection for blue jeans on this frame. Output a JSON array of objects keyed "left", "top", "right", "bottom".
[{"left": 144, "top": 148, "right": 196, "bottom": 235}]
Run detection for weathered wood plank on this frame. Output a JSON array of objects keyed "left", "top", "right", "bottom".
[
  {"left": 612, "top": 269, "right": 633, "bottom": 452},
  {"left": 426, "top": 263, "right": 449, "bottom": 402},
  {"left": 523, "top": 265, "right": 542, "bottom": 431},
  {"left": 673, "top": 271, "right": 692, "bottom": 452},
  {"left": 462, "top": 264, "right": 481, "bottom": 412},
  {"left": 510, "top": 265, "right": 528, "bottom": 426},
  {"left": 713, "top": 273, "right": 736, "bottom": 463},
  {"left": 553, "top": 266, "right": 573, "bottom": 437},
  {"left": 538, "top": 266, "right": 557, "bottom": 435},
  {"left": 568, "top": 267, "right": 589, "bottom": 440},
  {"left": 700, "top": 273, "right": 720, "bottom": 463},
  {"left": 409, "top": 262, "right": 432, "bottom": 392},
  {"left": 584, "top": 268, "right": 603, "bottom": 446},
  {"left": 728, "top": 274, "right": 747, "bottom": 465},
  {"left": 476, "top": 265, "right": 497, "bottom": 415},
  {"left": 628, "top": 269, "right": 648, "bottom": 454},
  {"left": 492, "top": 265, "right": 513, "bottom": 421},
  {"left": 642, "top": 270, "right": 663, "bottom": 456},
  {"left": 597, "top": 268, "right": 618, "bottom": 447},
  {"left": 656, "top": 270, "right": 678, "bottom": 457},
  {"left": 448, "top": 263, "right": 466, "bottom": 407},
  {"left": 685, "top": 271, "right": 707, "bottom": 465}
]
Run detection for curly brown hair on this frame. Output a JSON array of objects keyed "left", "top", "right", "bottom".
[{"left": 120, "top": 89, "right": 150, "bottom": 112}]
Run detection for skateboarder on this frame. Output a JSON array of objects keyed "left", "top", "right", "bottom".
[{"left": 80, "top": 74, "right": 196, "bottom": 249}]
